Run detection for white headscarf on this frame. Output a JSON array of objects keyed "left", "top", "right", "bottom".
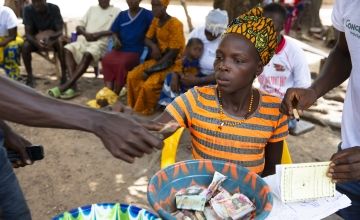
[{"left": 205, "top": 9, "right": 229, "bottom": 37}]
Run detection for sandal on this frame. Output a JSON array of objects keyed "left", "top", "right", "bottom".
[
  {"left": 59, "top": 88, "right": 79, "bottom": 100},
  {"left": 48, "top": 87, "right": 61, "bottom": 98}
]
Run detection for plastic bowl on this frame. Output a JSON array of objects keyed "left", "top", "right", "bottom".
[
  {"left": 147, "top": 159, "right": 273, "bottom": 220},
  {"left": 52, "top": 203, "right": 160, "bottom": 220}
]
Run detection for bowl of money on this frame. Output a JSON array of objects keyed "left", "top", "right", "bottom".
[
  {"left": 52, "top": 203, "right": 159, "bottom": 220},
  {"left": 147, "top": 159, "right": 273, "bottom": 220}
]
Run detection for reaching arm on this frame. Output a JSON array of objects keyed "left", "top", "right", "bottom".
[
  {"left": 281, "top": 32, "right": 351, "bottom": 115},
  {"left": 0, "top": 76, "right": 163, "bottom": 163},
  {"left": 311, "top": 32, "right": 351, "bottom": 98},
  {"left": 262, "top": 141, "right": 283, "bottom": 177}
]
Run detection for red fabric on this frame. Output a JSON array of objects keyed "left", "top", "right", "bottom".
[
  {"left": 275, "top": 36, "right": 286, "bottom": 54},
  {"left": 101, "top": 51, "right": 140, "bottom": 87}
]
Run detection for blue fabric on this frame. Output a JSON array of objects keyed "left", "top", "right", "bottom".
[
  {"left": 110, "top": 8, "right": 153, "bottom": 54},
  {"left": 336, "top": 181, "right": 360, "bottom": 220},
  {"left": 288, "top": 118, "right": 297, "bottom": 130},
  {"left": 158, "top": 58, "right": 202, "bottom": 107},
  {"left": 0, "top": 141, "right": 31, "bottom": 219}
]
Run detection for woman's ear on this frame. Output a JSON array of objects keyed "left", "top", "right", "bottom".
[{"left": 255, "top": 61, "right": 264, "bottom": 78}]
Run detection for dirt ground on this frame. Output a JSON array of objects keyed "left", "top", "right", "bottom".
[{"left": 2, "top": 1, "right": 344, "bottom": 220}]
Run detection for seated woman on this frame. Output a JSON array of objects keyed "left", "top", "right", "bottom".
[
  {"left": 151, "top": 7, "right": 288, "bottom": 176},
  {"left": 0, "top": 5, "right": 23, "bottom": 80},
  {"left": 126, "top": 0, "right": 185, "bottom": 115},
  {"left": 102, "top": 0, "right": 153, "bottom": 95}
]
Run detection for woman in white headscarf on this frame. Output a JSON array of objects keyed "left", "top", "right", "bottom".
[{"left": 178, "top": 9, "right": 228, "bottom": 88}]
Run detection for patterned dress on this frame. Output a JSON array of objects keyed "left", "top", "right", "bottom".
[
  {"left": 127, "top": 17, "right": 185, "bottom": 115},
  {"left": 166, "top": 85, "right": 288, "bottom": 174}
]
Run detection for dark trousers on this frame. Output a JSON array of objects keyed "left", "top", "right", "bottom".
[{"left": 0, "top": 146, "right": 31, "bottom": 220}]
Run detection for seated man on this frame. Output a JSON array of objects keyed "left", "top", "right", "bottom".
[
  {"left": 0, "top": 5, "right": 24, "bottom": 80},
  {"left": 22, "top": 0, "right": 66, "bottom": 87},
  {"left": 48, "top": 0, "right": 120, "bottom": 99}
]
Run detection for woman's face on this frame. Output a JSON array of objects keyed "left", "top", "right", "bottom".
[
  {"left": 98, "top": 0, "right": 110, "bottom": 9},
  {"left": 126, "top": 0, "right": 141, "bottom": 10},
  {"left": 214, "top": 34, "right": 263, "bottom": 94},
  {"left": 151, "top": 0, "right": 165, "bottom": 18}
]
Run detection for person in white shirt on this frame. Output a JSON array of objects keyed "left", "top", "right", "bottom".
[
  {"left": 48, "top": 0, "right": 120, "bottom": 99},
  {"left": 259, "top": 3, "right": 311, "bottom": 100},
  {"left": 259, "top": 3, "right": 311, "bottom": 132},
  {"left": 0, "top": 5, "right": 23, "bottom": 80},
  {"left": 281, "top": 0, "right": 360, "bottom": 218},
  {"left": 179, "top": 9, "right": 228, "bottom": 88}
]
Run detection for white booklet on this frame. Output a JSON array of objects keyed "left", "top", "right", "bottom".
[{"left": 276, "top": 161, "right": 336, "bottom": 203}]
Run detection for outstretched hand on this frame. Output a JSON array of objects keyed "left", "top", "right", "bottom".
[
  {"left": 327, "top": 147, "right": 360, "bottom": 183},
  {"left": 280, "top": 88, "right": 318, "bottom": 116},
  {"left": 4, "top": 131, "right": 32, "bottom": 168},
  {"left": 92, "top": 112, "right": 163, "bottom": 163}
]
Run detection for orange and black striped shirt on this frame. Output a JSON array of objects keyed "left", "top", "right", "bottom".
[{"left": 166, "top": 85, "right": 288, "bottom": 174}]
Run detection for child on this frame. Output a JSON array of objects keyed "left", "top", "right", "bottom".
[
  {"left": 158, "top": 38, "right": 204, "bottom": 107},
  {"left": 258, "top": 3, "right": 311, "bottom": 133},
  {"left": 152, "top": 7, "right": 288, "bottom": 176}
]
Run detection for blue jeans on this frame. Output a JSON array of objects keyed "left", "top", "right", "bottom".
[
  {"left": 0, "top": 132, "right": 31, "bottom": 219},
  {"left": 336, "top": 180, "right": 360, "bottom": 219}
]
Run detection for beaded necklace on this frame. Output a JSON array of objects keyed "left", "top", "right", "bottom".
[{"left": 217, "top": 88, "right": 254, "bottom": 130}]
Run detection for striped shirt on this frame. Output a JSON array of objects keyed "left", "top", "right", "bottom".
[{"left": 166, "top": 85, "right": 288, "bottom": 174}]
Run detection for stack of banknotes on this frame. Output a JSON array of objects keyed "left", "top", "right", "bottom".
[{"left": 172, "top": 172, "right": 255, "bottom": 220}]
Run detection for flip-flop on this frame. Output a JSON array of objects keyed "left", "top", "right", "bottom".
[
  {"left": 59, "top": 88, "right": 79, "bottom": 100},
  {"left": 48, "top": 87, "right": 61, "bottom": 98}
]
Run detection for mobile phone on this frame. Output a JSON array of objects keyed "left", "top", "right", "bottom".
[{"left": 7, "top": 145, "right": 44, "bottom": 163}]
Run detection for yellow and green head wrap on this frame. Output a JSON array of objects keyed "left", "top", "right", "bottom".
[
  {"left": 160, "top": 0, "right": 170, "bottom": 7},
  {"left": 224, "top": 7, "right": 277, "bottom": 65}
]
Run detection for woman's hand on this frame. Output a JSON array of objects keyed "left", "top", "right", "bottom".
[{"left": 150, "top": 45, "right": 161, "bottom": 60}]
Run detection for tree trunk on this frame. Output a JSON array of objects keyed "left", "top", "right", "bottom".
[{"left": 213, "top": 0, "right": 264, "bottom": 21}]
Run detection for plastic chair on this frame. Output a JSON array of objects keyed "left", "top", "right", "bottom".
[{"left": 161, "top": 128, "right": 292, "bottom": 169}]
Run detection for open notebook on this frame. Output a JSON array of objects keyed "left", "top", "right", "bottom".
[{"left": 276, "top": 162, "right": 336, "bottom": 203}]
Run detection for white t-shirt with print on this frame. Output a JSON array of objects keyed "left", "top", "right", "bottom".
[
  {"left": 258, "top": 36, "right": 311, "bottom": 99},
  {"left": 332, "top": 0, "right": 360, "bottom": 149},
  {"left": 188, "top": 26, "right": 222, "bottom": 76},
  {"left": 0, "top": 6, "right": 18, "bottom": 37}
]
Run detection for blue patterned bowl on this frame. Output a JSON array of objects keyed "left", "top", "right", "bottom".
[
  {"left": 52, "top": 203, "right": 160, "bottom": 220},
  {"left": 147, "top": 159, "right": 273, "bottom": 220}
]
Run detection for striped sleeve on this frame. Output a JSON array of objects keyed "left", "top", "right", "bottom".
[
  {"left": 269, "top": 113, "right": 288, "bottom": 142},
  {"left": 165, "top": 90, "right": 194, "bottom": 128}
]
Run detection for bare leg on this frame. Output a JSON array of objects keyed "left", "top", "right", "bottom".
[
  {"left": 21, "top": 41, "right": 35, "bottom": 87},
  {"left": 59, "top": 52, "right": 93, "bottom": 92},
  {"left": 64, "top": 49, "right": 76, "bottom": 78},
  {"left": 114, "top": 83, "right": 122, "bottom": 95},
  {"left": 53, "top": 38, "right": 67, "bottom": 84}
]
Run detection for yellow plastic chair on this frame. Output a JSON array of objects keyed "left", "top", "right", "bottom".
[{"left": 161, "top": 128, "right": 292, "bottom": 169}]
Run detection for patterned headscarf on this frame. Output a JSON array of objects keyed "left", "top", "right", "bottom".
[
  {"left": 224, "top": 7, "right": 277, "bottom": 65},
  {"left": 160, "top": 0, "right": 170, "bottom": 7}
]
